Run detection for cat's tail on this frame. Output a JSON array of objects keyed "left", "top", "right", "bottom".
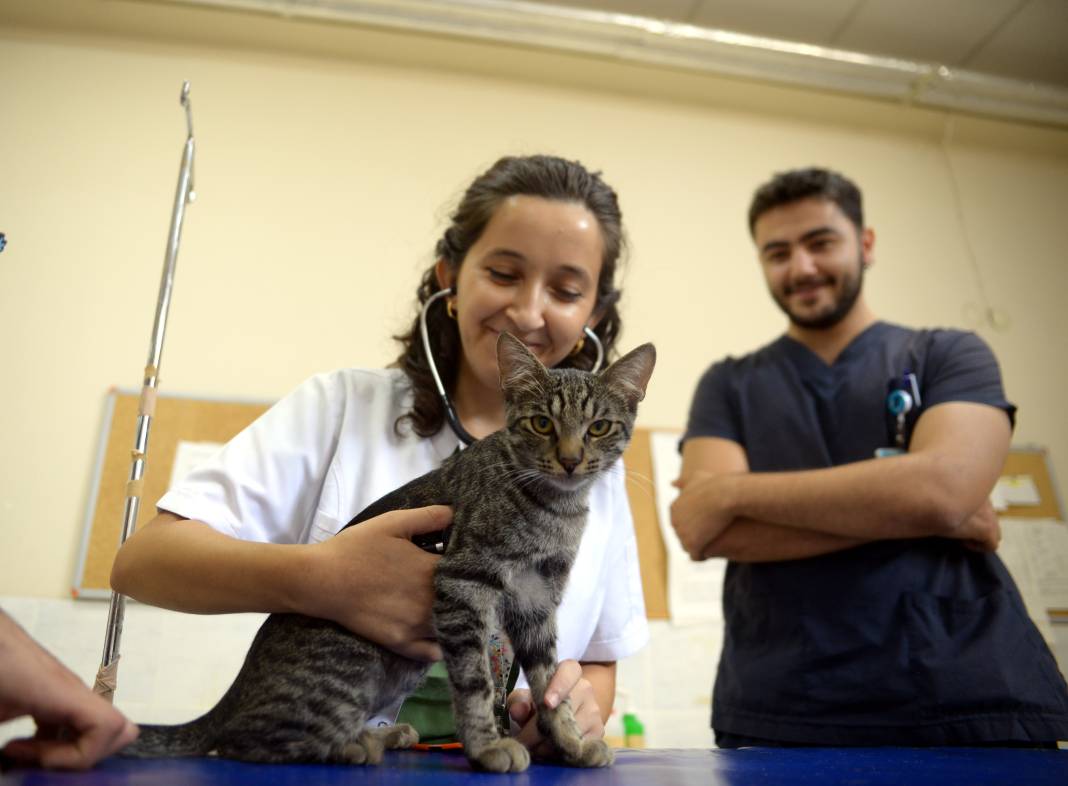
[
  {"left": 120, "top": 675, "right": 246, "bottom": 758},
  {"left": 120, "top": 714, "right": 217, "bottom": 758}
]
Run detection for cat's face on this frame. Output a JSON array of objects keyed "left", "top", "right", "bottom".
[{"left": 497, "top": 333, "right": 655, "bottom": 490}]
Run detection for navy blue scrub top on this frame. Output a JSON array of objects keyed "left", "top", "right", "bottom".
[{"left": 684, "top": 322, "right": 1068, "bottom": 745}]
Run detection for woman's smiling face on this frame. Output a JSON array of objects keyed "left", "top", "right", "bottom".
[{"left": 440, "top": 195, "right": 605, "bottom": 396}]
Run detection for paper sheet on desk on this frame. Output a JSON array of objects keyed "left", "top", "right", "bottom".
[
  {"left": 997, "top": 518, "right": 1068, "bottom": 646},
  {"left": 991, "top": 475, "right": 1042, "bottom": 511},
  {"left": 649, "top": 431, "right": 725, "bottom": 625}
]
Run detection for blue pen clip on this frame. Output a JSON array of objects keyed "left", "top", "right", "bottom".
[
  {"left": 886, "top": 372, "right": 921, "bottom": 415},
  {"left": 886, "top": 388, "right": 913, "bottom": 416},
  {"left": 882, "top": 372, "right": 922, "bottom": 454}
]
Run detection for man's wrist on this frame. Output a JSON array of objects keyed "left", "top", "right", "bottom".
[{"left": 717, "top": 472, "right": 746, "bottom": 522}]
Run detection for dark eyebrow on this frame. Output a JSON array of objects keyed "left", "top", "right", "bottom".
[
  {"left": 799, "top": 226, "right": 839, "bottom": 243},
  {"left": 759, "top": 240, "right": 790, "bottom": 255},
  {"left": 760, "top": 226, "right": 840, "bottom": 255}
]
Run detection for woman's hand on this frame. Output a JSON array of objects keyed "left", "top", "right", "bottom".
[
  {"left": 505, "top": 660, "right": 604, "bottom": 757},
  {"left": 299, "top": 505, "right": 452, "bottom": 662},
  {"left": 112, "top": 507, "right": 451, "bottom": 662}
]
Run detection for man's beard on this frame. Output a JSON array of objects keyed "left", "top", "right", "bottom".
[{"left": 773, "top": 256, "right": 864, "bottom": 330}]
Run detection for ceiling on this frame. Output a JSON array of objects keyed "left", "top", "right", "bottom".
[
  {"left": 3, "top": 0, "right": 1066, "bottom": 126},
  {"left": 519, "top": 0, "right": 1068, "bottom": 89}
]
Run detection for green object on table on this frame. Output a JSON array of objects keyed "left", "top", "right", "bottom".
[
  {"left": 623, "top": 712, "right": 646, "bottom": 747},
  {"left": 395, "top": 662, "right": 457, "bottom": 745}
]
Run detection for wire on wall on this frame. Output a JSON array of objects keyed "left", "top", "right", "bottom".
[{"left": 939, "top": 117, "right": 1011, "bottom": 333}]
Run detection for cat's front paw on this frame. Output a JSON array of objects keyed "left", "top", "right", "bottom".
[
  {"left": 468, "top": 737, "right": 531, "bottom": 773},
  {"left": 381, "top": 723, "right": 419, "bottom": 750},
  {"left": 563, "top": 738, "right": 614, "bottom": 768}
]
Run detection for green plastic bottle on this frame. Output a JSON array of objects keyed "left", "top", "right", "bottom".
[{"left": 623, "top": 711, "right": 645, "bottom": 748}]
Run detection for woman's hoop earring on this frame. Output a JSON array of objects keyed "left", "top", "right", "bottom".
[
  {"left": 446, "top": 299, "right": 457, "bottom": 320},
  {"left": 569, "top": 337, "right": 585, "bottom": 357}
]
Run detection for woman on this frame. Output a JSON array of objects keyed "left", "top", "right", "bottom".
[{"left": 111, "top": 154, "right": 648, "bottom": 752}]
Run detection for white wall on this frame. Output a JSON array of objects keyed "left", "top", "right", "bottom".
[{"left": 1, "top": 0, "right": 1067, "bottom": 750}]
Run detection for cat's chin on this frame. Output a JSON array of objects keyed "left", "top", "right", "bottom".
[{"left": 545, "top": 474, "right": 593, "bottom": 492}]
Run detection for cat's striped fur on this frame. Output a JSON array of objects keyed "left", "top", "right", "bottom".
[{"left": 122, "top": 333, "right": 655, "bottom": 772}]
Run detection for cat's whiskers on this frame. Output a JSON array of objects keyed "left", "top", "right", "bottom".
[
  {"left": 493, "top": 466, "right": 549, "bottom": 491},
  {"left": 605, "top": 463, "right": 655, "bottom": 498},
  {"left": 514, "top": 471, "right": 548, "bottom": 492}
]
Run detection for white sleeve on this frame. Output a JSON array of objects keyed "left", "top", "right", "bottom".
[
  {"left": 156, "top": 372, "right": 345, "bottom": 544},
  {"left": 581, "top": 470, "right": 650, "bottom": 662}
]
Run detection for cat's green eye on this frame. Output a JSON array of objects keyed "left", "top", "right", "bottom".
[
  {"left": 529, "top": 416, "right": 554, "bottom": 435},
  {"left": 588, "top": 419, "right": 612, "bottom": 437}
]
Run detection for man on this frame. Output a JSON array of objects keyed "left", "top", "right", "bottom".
[
  {"left": 671, "top": 167, "right": 1068, "bottom": 747},
  {"left": 0, "top": 609, "right": 138, "bottom": 769}
]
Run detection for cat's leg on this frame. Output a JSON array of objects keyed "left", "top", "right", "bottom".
[
  {"left": 503, "top": 598, "right": 613, "bottom": 768},
  {"left": 216, "top": 675, "right": 417, "bottom": 764},
  {"left": 339, "top": 724, "right": 419, "bottom": 764},
  {"left": 379, "top": 723, "right": 420, "bottom": 750},
  {"left": 434, "top": 575, "right": 529, "bottom": 773},
  {"left": 335, "top": 659, "right": 428, "bottom": 765}
]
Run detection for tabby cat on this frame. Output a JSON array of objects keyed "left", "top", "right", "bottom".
[{"left": 122, "top": 332, "right": 655, "bottom": 773}]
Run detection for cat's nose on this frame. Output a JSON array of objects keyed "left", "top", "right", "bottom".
[{"left": 559, "top": 456, "right": 581, "bottom": 475}]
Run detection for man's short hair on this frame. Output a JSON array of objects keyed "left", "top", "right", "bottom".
[{"left": 748, "top": 167, "right": 864, "bottom": 236}]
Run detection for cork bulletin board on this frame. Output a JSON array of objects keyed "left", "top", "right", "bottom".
[
  {"left": 72, "top": 389, "right": 271, "bottom": 598},
  {"left": 622, "top": 428, "right": 669, "bottom": 619},
  {"left": 998, "top": 446, "right": 1064, "bottom": 521}
]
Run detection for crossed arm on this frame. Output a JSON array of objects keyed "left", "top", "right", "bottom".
[{"left": 670, "top": 401, "right": 1011, "bottom": 563}]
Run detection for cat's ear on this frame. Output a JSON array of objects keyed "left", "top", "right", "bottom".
[
  {"left": 601, "top": 343, "right": 656, "bottom": 407},
  {"left": 497, "top": 332, "right": 549, "bottom": 399}
]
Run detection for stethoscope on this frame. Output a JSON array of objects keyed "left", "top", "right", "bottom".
[{"left": 419, "top": 288, "right": 604, "bottom": 446}]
